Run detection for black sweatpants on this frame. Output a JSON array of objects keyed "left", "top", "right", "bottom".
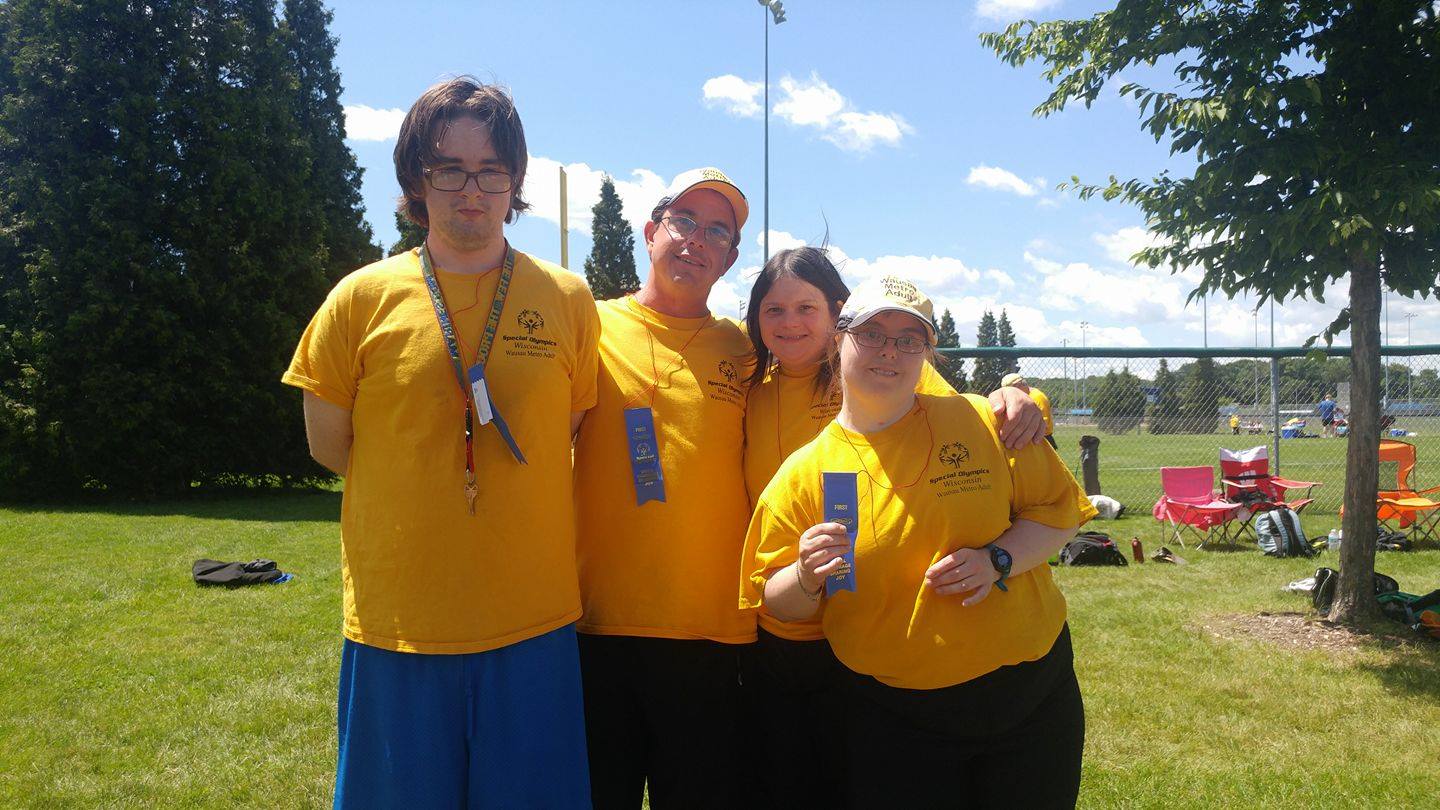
[
  {"left": 740, "top": 629, "right": 848, "bottom": 810},
  {"left": 844, "top": 624, "right": 1085, "bottom": 810},
  {"left": 578, "top": 634, "right": 745, "bottom": 810}
]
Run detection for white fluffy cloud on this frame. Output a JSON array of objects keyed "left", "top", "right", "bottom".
[
  {"left": 524, "top": 159, "right": 668, "bottom": 235},
  {"left": 966, "top": 165, "right": 1043, "bottom": 197},
  {"left": 343, "top": 105, "right": 406, "bottom": 142},
  {"left": 975, "top": 0, "right": 1062, "bottom": 21},
  {"left": 701, "top": 75, "right": 764, "bottom": 118},
  {"left": 704, "top": 72, "right": 912, "bottom": 153},
  {"left": 1025, "top": 250, "right": 1193, "bottom": 324}
]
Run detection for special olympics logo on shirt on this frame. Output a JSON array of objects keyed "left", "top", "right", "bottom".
[
  {"left": 938, "top": 442, "right": 970, "bottom": 468},
  {"left": 517, "top": 309, "right": 545, "bottom": 334},
  {"left": 718, "top": 360, "right": 739, "bottom": 383}
]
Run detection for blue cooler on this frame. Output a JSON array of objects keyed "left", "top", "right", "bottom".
[{"left": 1281, "top": 427, "right": 1300, "bottom": 438}]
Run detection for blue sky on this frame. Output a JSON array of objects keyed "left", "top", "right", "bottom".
[{"left": 329, "top": 0, "right": 1434, "bottom": 351}]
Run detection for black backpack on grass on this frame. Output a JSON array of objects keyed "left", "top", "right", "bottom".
[
  {"left": 1058, "top": 532, "right": 1128, "bottom": 567},
  {"left": 1311, "top": 567, "right": 1400, "bottom": 613}
]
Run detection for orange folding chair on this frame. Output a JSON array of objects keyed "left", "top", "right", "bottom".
[
  {"left": 1376, "top": 439, "right": 1440, "bottom": 544},
  {"left": 1220, "top": 445, "right": 1321, "bottom": 542},
  {"left": 1153, "top": 466, "right": 1243, "bottom": 548}
]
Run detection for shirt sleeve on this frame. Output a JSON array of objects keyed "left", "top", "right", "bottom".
[
  {"left": 738, "top": 497, "right": 815, "bottom": 610},
  {"left": 1008, "top": 440, "right": 1098, "bottom": 529},
  {"left": 281, "top": 282, "right": 358, "bottom": 410},
  {"left": 570, "top": 291, "right": 601, "bottom": 412}
]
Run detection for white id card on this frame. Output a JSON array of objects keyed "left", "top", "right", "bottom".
[{"left": 467, "top": 365, "right": 494, "bottom": 426}]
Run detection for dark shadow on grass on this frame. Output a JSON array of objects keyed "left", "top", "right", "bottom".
[
  {"left": 0, "top": 487, "right": 342, "bottom": 523},
  {"left": 1357, "top": 638, "right": 1440, "bottom": 704}
]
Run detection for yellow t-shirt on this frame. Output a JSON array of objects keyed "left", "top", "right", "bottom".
[
  {"left": 742, "top": 361, "right": 957, "bottom": 641},
  {"left": 741, "top": 393, "right": 1097, "bottom": 690},
  {"left": 573, "top": 297, "right": 756, "bottom": 643},
  {"left": 282, "top": 248, "right": 600, "bottom": 654},
  {"left": 1030, "top": 386, "right": 1054, "bottom": 435}
]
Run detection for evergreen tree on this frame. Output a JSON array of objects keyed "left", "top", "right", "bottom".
[
  {"left": 1179, "top": 357, "right": 1221, "bottom": 433},
  {"left": 0, "top": 0, "right": 370, "bottom": 494},
  {"left": 1148, "top": 358, "right": 1184, "bottom": 434},
  {"left": 389, "top": 210, "right": 426, "bottom": 256},
  {"left": 997, "top": 309, "right": 1016, "bottom": 347},
  {"left": 971, "top": 309, "right": 1004, "bottom": 395},
  {"left": 1093, "top": 366, "right": 1146, "bottom": 434},
  {"left": 583, "top": 176, "right": 639, "bottom": 299},
  {"left": 280, "top": 0, "right": 381, "bottom": 280},
  {"left": 934, "top": 308, "right": 967, "bottom": 392}
]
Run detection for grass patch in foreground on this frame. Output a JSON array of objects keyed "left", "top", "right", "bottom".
[{"left": 1, "top": 499, "right": 1437, "bottom": 807}]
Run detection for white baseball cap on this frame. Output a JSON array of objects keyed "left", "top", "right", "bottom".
[{"left": 836, "top": 275, "right": 937, "bottom": 342}]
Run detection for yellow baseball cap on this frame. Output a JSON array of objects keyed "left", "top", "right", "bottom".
[
  {"left": 651, "top": 167, "right": 749, "bottom": 231},
  {"left": 836, "top": 275, "right": 937, "bottom": 341}
]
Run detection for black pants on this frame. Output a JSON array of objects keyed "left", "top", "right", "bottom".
[
  {"left": 844, "top": 625, "right": 1085, "bottom": 809},
  {"left": 578, "top": 634, "right": 744, "bottom": 810},
  {"left": 740, "top": 629, "right": 847, "bottom": 810}
]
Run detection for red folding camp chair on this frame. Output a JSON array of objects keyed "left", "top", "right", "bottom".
[
  {"left": 1219, "top": 445, "right": 1321, "bottom": 542},
  {"left": 1152, "top": 466, "right": 1243, "bottom": 548}
]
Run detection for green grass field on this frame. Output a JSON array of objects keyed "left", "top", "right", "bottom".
[{"left": 2, "top": 490, "right": 1437, "bottom": 808}]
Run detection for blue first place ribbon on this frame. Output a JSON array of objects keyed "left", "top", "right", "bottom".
[
  {"left": 624, "top": 407, "right": 666, "bottom": 505},
  {"left": 823, "top": 471, "right": 858, "bottom": 594}
]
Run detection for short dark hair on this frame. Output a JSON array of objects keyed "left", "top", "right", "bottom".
[
  {"left": 394, "top": 77, "right": 530, "bottom": 228},
  {"left": 745, "top": 246, "right": 850, "bottom": 392}
]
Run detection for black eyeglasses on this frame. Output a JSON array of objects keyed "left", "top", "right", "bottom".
[
  {"left": 847, "top": 328, "right": 929, "bottom": 355},
  {"left": 424, "top": 167, "right": 514, "bottom": 194},
  {"left": 660, "top": 215, "right": 735, "bottom": 247}
]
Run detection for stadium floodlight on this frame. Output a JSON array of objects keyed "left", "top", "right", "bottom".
[{"left": 758, "top": 0, "right": 789, "bottom": 262}]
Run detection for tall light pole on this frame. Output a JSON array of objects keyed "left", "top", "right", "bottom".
[
  {"left": 1202, "top": 294, "right": 1208, "bottom": 348},
  {"left": 759, "top": 0, "right": 787, "bottom": 264},
  {"left": 1384, "top": 292, "right": 1390, "bottom": 407},
  {"left": 1405, "top": 311, "right": 1417, "bottom": 404},
  {"left": 1079, "top": 321, "right": 1091, "bottom": 409}
]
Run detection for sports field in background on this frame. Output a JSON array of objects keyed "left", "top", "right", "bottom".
[
  {"left": 1050, "top": 417, "right": 1440, "bottom": 519},
  {"left": 2, "top": 488, "right": 1437, "bottom": 807}
]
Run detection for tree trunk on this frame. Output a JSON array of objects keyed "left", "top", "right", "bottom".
[{"left": 1330, "top": 260, "right": 1382, "bottom": 624}]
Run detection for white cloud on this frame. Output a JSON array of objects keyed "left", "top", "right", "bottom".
[
  {"left": 774, "top": 74, "right": 847, "bottom": 126},
  {"left": 343, "top": 105, "right": 406, "bottom": 142},
  {"left": 1024, "top": 251, "right": 1190, "bottom": 324},
  {"left": 826, "top": 111, "right": 913, "bottom": 151},
  {"left": 985, "top": 269, "right": 1016, "bottom": 289},
  {"left": 975, "top": 0, "right": 1062, "bottom": 22},
  {"left": 702, "top": 75, "right": 764, "bottom": 118},
  {"left": 755, "top": 230, "right": 810, "bottom": 255},
  {"left": 524, "top": 158, "right": 667, "bottom": 235},
  {"left": 966, "top": 165, "right": 1042, "bottom": 197},
  {"left": 706, "top": 72, "right": 912, "bottom": 153}
]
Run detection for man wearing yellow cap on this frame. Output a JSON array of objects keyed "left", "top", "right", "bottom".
[
  {"left": 571, "top": 168, "right": 754, "bottom": 808},
  {"left": 1003, "top": 372, "right": 1056, "bottom": 449}
]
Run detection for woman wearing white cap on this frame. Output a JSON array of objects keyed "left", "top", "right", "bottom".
[
  {"left": 738, "top": 250, "right": 1046, "bottom": 807},
  {"left": 740, "top": 273, "right": 1096, "bottom": 808}
]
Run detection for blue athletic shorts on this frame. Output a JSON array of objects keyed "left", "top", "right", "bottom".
[{"left": 333, "top": 624, "right": 591, "bottom": 809}]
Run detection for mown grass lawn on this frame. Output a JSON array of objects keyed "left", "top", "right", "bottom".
[{"left": 1, "top": 494, "right": 1437, "bottom": 808}]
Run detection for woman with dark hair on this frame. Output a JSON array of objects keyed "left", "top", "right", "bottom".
[
  {"left": 739, "top": 248, "right": 1043, "bottom": 807},
  {"left": 742, "top": 274, "right": 1095, "bottom": 808}
]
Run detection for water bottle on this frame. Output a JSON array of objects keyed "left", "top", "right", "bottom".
[
  {"left": 1327, "top": 529, "right": 1341, "bottom": 550},
  {"left": 1131, "top": 537, "right": 1145, "bottom": 563}
]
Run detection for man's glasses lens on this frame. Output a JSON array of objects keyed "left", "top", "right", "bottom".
[
  {"left": 663, "top": 215, "right": 733, "bottom": 246},
  {"left": 851, "top": 329, "right": 927, "bottom": 354},
  {"left": 427, "top": 168, "right": 513, "bottom": 193}
]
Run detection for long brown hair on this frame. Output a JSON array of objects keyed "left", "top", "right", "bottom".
[{"left": 393, "top": 77, "right": 530, "bottom": 228}]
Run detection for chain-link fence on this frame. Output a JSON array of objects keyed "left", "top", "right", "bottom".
[{"left": 937, "top": 346, "right": 1440, "bottom": 518}]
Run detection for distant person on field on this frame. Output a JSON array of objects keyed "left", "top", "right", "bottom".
[
  {"left": 1003, "top": 372, "right": 1056, "bottom": 448},
  {"left": 283, "top": 78, "right": 597, "bottom": 808},
  {"left": 1318, "top": 394, "right": 1338, "bottom": 438},
  {"left": 1230, "top": 413, "right": 1240, "bottom": 434}
]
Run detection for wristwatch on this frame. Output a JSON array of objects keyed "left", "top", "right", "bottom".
[{"left": 986, "top": 543, "right": 1012, "bottom": 592}]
